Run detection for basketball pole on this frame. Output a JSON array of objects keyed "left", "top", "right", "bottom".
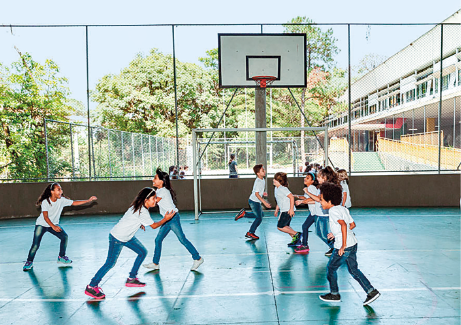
[{"left": 255, "top": 88, "right": 267, "bottom": 190}]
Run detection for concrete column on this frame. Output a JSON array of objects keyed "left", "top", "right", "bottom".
[{"left": 255, "top": 88, "right": 267, "bottom": 169}]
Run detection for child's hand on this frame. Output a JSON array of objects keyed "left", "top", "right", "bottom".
[
  {"left": 140, "top": 225, "right": 146, "bottom": 231},
  {"left": 303, "top": 188, "right": 309, "bottom": 194},
  {"left": 88, "top": 196, "right": 97, "bottom": 201},
  {"left": 327, "top": 232, "right": 335, "bottom": 240},
  {"left": 295, "top": 200, "right": 302, "bottom": 206},
  {"left": 164, "top": 210, "right": 175, "bottom": 220},
  {"left": 52, "top": 225, "right": 62, "bottom": 232},
  {"left": 338, "top": 247, "right": 345, "bottom": 256},
  {"left": 274, "top": 210, "right": 278, "bottom": 217},
  {"left": 288, "top": 209, "right": 295, "bottom": 217},
  {"left": 263, "top": 192, "right": 268, "bottom": 197},
  {"left": 264, "top": 202, "right": 271, "bottom": 209}
]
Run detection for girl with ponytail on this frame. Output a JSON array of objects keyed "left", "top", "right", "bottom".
[
  {"left": 85, "top": 187, "right": 175, "bottom": 299},
  {"left": 23, "top": 183, "right": 97, "bottom": 271},
  {"left": 143, "top": 168, "right": 204, "bottom": 272}
]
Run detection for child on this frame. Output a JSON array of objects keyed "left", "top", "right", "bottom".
[
  {"left": 143, "top": 168, "right": 204, "bottom": 271},
  {"left": 304, "top": 166, "right": 338, "bottom": 257},
  {"left": 294, "top": 172, "right": 318, "bottom": 253},
  {"left": 23, "top": 183, "right": 97, "bottom": 271},
  {"left": 337, "top": 169, "right": 351, "bottom": 209},
  {"left": 273, "top": 172, "right": 300, "bottom": 246},
  {"left": 235, "top": 164, "right": 271, "bottom": 240},
  {"left": 84, "top": 188, "right": 175, "bottom": 299},
  {"left": 228, "top": 154, "right": 238, "bottom": 178},
  {"left": 318, "top": 182, "right": 380, "bottom": 306}
]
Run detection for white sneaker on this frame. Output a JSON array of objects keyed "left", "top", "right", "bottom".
[
  {"left": 143, "top": 263, "right": 159, "bottom": 270},
  {"left": 191, "top": 258, "right": 204, "bottom": 271}
]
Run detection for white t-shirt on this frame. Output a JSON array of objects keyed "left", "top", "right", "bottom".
[
  {"left": 275, "top": 186, "right": 296, "bottom": 213},
  {"left": 36, "top": 197, "right": 74, "bottom": 227},
  {"left": 341, "top": 180, "right": 352, "bottom": 208},
  {"left": 329, "top": 205, "right": 357, "bottom": 249},
  {"left": 249, "top": 177, "right": 265, "bottom": 203},
  {"left": 304, "top": 185, "right": 319, "bottom": 215},
  {"left": 315, "top": 189, "right": 329, "bottom": 216},
  {"left": 157, "top": 187, "right": 178, "bottom": 217},
  {"left": 110, "top": 206, "right": 154, "bottom": 242}
]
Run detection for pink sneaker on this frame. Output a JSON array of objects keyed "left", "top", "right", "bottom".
[
  {"left": 294, "top": 245, "right": 310, "bottom": 254},
  {"left": 125, "top": 278, "right": 146, "bottom": 287}
]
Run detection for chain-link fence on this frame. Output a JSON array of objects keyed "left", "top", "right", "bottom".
[{"left": 44, "top": 119, "right": 191, "bottom": 181}]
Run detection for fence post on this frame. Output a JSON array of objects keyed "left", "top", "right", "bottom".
[
  {"left": 91, "top": 127, "right": 96, "bottom": 180},
  {"left": 149, "top": 135, "right": 153, "bottom": 176},
  {"left": 44, "top": 119, "right": 50, "bottom": 182},
  {"left": 121, "top": 131, "right": 125, "bottom": 177},
  {"left": 132, "top": 133, "right": 135, "bottom": 177},
  {"left": 141, "top": 134, "right": 145, "bottom": 176},
  {"left": 438, "top": 24, "right": 443, "bottom": 174},
  {"left": 70, "top": 123, "right": 75, "bottom": 180},
  {"left": 108, "top": 129, "right": 112, "bottom": 177}
]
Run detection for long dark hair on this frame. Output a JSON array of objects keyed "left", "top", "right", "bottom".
[
  {"left": 129, "top": 187, "right": 156, "bottom": 214},
  {"left": 156, "top": 167, "right": 177, "bottom": 204},
  {"left": 319, "top": 166, "right": 339, "bottom": 185},
  {"left": 228, "top": 153, "right": 235, "bottom": 165},
  {"left": 36, "top": 183, "right": 61, "bottom": 206}
]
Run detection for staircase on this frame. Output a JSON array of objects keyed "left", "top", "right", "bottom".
[{"left": 352, "top": 152, "right": 385, "bottom": 172}]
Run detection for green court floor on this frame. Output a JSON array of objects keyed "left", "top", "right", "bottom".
[{"left": 0, "top": 208, "right": 459, "bottom": 324}]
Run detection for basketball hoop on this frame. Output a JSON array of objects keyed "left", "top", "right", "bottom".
[{"left": 252, "top": 76, "right": 276, "bottom": 88}]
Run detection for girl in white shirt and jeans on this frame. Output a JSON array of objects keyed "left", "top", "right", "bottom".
[{"left": 143, "top": 168, "right": 204, "bottom": 271}]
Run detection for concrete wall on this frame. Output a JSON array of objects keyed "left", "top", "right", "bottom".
[{"left": 0, "top": 174, "right": 459, "bottom": 219}]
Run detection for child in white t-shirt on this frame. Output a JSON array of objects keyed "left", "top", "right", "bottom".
[
  {"left": 85, "top": 187, "right": 175, "bottom": 299},
  {"left": 337, "top": 169, "right": 351, "bottom": 209},
  {"left": 235, "top": 164, "right": 271, "bottom": 240},
  {"left": 318, "top": 182, "right": 380, "bottom": 306},
  {"left": 23, "top": 183, "right": 97, "bottom": 271},
  {"left": 273, "top": 172, "right": 300, "bottom": 246},
  {"left": 294, "top": 172, "right": 318, "bottom": 253},
  {"left": 143, "top": 168, "right": 204, "bottom": 271}
]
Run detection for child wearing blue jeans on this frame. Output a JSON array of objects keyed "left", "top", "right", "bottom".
[
  {"left": 294, "top": 172, "right": 318, "bottom": 253},
  {"left": 318, "top": 182, "right": 380, "bottom": 306},
  {"left": 235, "top": 164, "right": 271, "bottom": 240}
]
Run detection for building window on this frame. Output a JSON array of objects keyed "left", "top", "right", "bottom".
[
  {"left": 458, "top": 69, "right": 461, "bottom": 86},
  {"left": 434, "top": 77, "right": 439, "bottom": 93},
  {"left": 416, "top": 82, "right": 427, "bottom": 99},
  {"left": 405, "top": 89, "right": 415, "bottom": 102},
  {"left": 441, "top": 74, "right": 450, "bottom": 91},
  {"left": 369, "top": 104, "right": 377, "bottom": 114}
]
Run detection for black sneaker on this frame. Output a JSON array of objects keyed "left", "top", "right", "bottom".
[
  {"left": 363, "top": 289, "right": 380, "bottom": 306},
  {"left": 325, "top": 248, "right": 334, "bottom": 257},
  {"left": 125, "top": 278, "right": 146, "bottom": 287},
  {"left": 235, "top": 209, "right": 245, "bottom": 221},
  {"left": 319, "top": 293, "right": 341, "bottom": 302},
  {"left": 85, "top": 285, "right": 106, "bottom": 299}
]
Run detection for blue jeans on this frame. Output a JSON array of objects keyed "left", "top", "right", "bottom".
[
  {"left": 90, "top": 234, "right": 147, "bottom": 287},
  {"left": 327, "top": 244, "right": 374, "bottom": 295},
  {"left": 315, "top": 215, "right": 334, "bottom": 249},
  {"left": 229, "top": 174, "right": 238, "bottom": 178},
  {"left": 27, "top": 225, "right": 68, "bottom": 262},
  {"left": 153, "top": 213, "right": 200, "bottom": 265},
  {"left": 245, "top": 199, "right": 264, "bottom": 234},
  {"left": 301, "top": 213, "right": 315, "bottom": 246}
]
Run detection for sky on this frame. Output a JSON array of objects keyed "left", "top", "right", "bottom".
[{"left": 1, "top": 0, "right": 460, "bottom": 110}]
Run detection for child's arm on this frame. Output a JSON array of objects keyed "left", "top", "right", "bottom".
[
  {"left": 43, "top": 211, "right": 62, "bottom": 232},
  {"left": 304, "top": 190, "right": 320, "bottom": 202},
  {"left": 338, "top": 220, "right": 347, "bottom": 256},
  {"left": 71, "top": 196, "right": 97, "bottom": 206},
  {"left": 295, "top": 197, "right": 315, "bottom": 206},
  {"left": 274, "top": 205, "right": 279, "bottom": 217},
  {"left": 149, "top": 210, "right": 175, "bottom": 229},
  {"left": 342, "top": 192, "right": 347, "bottom": 207},
  {"left": 349, "top": 221, "right": 356, "bottom": 230},
  {"left": 255, "top": 192, "right": 271, "bottom": 209},
  {"left": 156, "top": 196, "right": 162, "bottom": 203},
  {"left": 288, "top": 193, "right": 295, "bottom": 217}
]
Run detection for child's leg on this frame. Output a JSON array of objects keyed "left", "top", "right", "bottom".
[
  {"left": 326, "top": 249, "right": 349, "bottom": 294},
  {"left": 48, "top": 225, "right": 69, "bottom": 257},
  {"left": 152, "top": 221, "right": 172, "bottom": 265},
  {"left": 301, "top": 213, "right": 315, "bottom": 246},
  {"left": 248, "top": 200, "right": 263, "bottom": 234},
  {"left": 345, "top": 244, "right": 375, "bottom": 294},
  {"left": 169, "top": 213, "right": 201, "bottom": 260},
  {"left": 277, "top": 226, "right": 297, "bottom": 236},
  {"left": 26, "top": 225, "right": 47, "bottom": 262},
  {"left": 124, "top": 236, "right": 148, "bottom": 279},
  {"left": 90, "top": 234, "right": 124, "bottom": 287},
  {"left": 316, "top": 216, "right": 334, "bottom": 248}
]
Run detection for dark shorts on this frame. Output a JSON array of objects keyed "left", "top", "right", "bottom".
[{"left": 277, "top": 212, "right": 292, "bottom": 228}]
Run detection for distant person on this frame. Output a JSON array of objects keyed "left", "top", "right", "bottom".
[
  {"left": 179, "top": 166, "right": 188, "bottom": 179},
  {"left": 318, "top": 182, "right": 380, "bottom": 306},
  {"left": 169, "top": 166, "right": 175, "bottom": 179},
  {"left": 84, "top": 188, "right": 175, "bottom": 299},
  {"left": 234, "top": 164, "right": 271, "bottom": 240},
  {"left": 23, "top": 183, "right": 97, "bottom": 271},
  {"left": 337, "top": 169, "right": 351, "bottom": 209},
  {"left": 303, "top": 161, "right": 310, "bottom": 174},
  {"left": 228, "top": 154, "right": 238, "bottom": 178},
  {"left": 294, "top": 172, "right": 318, "bottom": 253}
]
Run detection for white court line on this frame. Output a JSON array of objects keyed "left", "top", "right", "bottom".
[{"left": 0, "top": 287, "right": 459, "bottom": 302}]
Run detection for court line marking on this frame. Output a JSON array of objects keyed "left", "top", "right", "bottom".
[{"left": 0, "top": 287, "right": 459, "bottom": 302}]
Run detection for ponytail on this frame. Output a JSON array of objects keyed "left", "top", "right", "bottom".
[
  {"left": 156, "top": 168, "right": 177, "bottom": 204},
  {"left": 36, "top": 183, "right": 59, "bottom": 206}
]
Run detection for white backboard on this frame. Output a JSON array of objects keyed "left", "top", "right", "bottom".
[{"left": 218, "top": 33, "right": 306, "bottom": 88}]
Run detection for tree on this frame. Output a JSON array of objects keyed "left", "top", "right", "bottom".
[
  {"left": 0, "top": 50, "right": 73, "bottom": 179},
  {"left": 353, "top": 53, "right": 388, "bottom": 78}
]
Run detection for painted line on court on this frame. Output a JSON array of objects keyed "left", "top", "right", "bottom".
[{"left": 0, "top": 287, "right": 459, "bottom": 302}]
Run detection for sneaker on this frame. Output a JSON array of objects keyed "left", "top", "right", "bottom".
[
  {"left": 319, "top": 293, "right": 341, "bottom": 302},
  {"left": 235, "top": 208, "right": 245, "bottom": 221},
  {"left": 57, "top": 256, "right": 72, "bottom": 264},
  {"left": 287, "top": 239, "right": 301, "bottom": 247},
  {"left": 191, "top": 257, "right": 204, "bottom": 271},
  {"left": 325, "top": 248, "right": 334, "bottom": 257},
  {"left": 23, "top": 261, "right": 33, "bottom": 271},
  {"left": 291, "top": 232, "right": 301, "bottom": 244},
  {"left": 125, "top": 278, "right": 146, "bottom": 287},
  {"left": 245, "top": 232, "right": 259, "bottom": 240},
  {"left": 85, "top": 285, "right": 106, "bottom": 299},
  {"left": 142, "top": 263, "right": 159, "bottom": 270},
  {"left": 363, "top": 289, "right": 380, "bottom": 306},
  {"left": 294, "top": 245, "right": 310, "bottom": 253}
]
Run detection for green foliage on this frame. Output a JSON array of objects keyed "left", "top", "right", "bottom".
[{"left": 0, "top": 51, "right": 73, "bottom": 179}]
